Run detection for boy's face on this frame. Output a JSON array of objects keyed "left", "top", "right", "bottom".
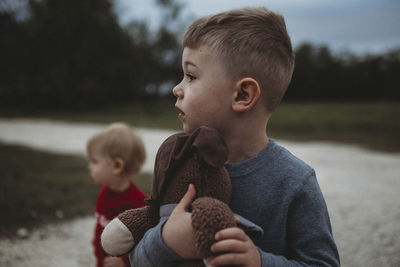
[
  {"left": 87, "top": 147, "right": 115, "bottom": 186},
  {"left": 173, "top": 45, "right": 235, "bottom": 134}
]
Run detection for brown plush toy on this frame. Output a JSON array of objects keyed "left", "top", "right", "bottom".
[{"left": 101, "top": 126, "right": 259, "bottom": 266}]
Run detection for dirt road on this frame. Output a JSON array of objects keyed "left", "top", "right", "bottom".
[{"left": 0, "top": 118, "right": 399, "bottom": 267}]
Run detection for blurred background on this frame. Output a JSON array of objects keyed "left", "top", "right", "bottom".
[
  {"left": 0, "top": 0, "right": 399, "bottom": 266},
  {"left": 1, "top": 0, "right": 399, "bottom": 149}
]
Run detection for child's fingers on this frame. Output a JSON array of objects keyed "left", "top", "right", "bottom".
[
  {"left": 215, "top": 227, "right": 248, "bottom": 241},
  {"left": 211, "top": 239, "right": 247, "bottom": 254},
  {"left": 175, "top": 184, "right": 196, "bottom": 212},
  {"left": 162, "top": 184, "right": 200, "bottom": 259},
  {"left": 210, "top": 253, "right": 248, "bottom": 266},
  {"left": 211, "top": 227, "right": 261, "bottom": 267}
]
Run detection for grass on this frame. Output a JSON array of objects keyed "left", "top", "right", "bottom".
[
  {"left": 0, "top": 143, "right": 152, "bottom": 238},
  {"left": 268, "top": 102, "right": 400, "bottom": 152}
]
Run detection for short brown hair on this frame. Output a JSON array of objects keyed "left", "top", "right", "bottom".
[
  {"left": 183, "top": 7, "right": 294, "bottom": 111},
  {"left": 86, "top": 123, "right": 146, "bottom": 176}
]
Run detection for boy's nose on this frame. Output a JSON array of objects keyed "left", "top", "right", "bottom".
[{"left": 172, "top": 83, "right": 183, "bottom": 98}]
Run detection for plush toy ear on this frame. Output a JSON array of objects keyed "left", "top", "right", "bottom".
[
  {"left": 151, "top": 126, "right": 228, "bottom": 200},
  {"left": 192, "top": 126, "right": 228, "bottom": 168},
  {"left": 151, "top": 132, "right": 186, "bottom": 200}
]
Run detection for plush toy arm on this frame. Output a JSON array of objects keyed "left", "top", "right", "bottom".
[
  {"left": 191, "top": 197, "right": 237, "bottom": 259},
  {"left": 101, "top": 206, "right": 154, "bottom": 256}
]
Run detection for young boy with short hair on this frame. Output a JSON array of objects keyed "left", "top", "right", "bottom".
[
  {"left": 87, "top": 122, "right": 148, "bottom": 267},
  {"left": 130, "top": 7, "right": 339, "bottom": 266}
]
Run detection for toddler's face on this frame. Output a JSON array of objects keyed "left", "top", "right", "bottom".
[
  {"left": 172, "top": 45, "right": 235, "bottom": 134},
  {"left": 87, "top": 147, "right": 114, "bottom": 186}
]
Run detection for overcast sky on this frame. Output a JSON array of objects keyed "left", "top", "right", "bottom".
[{"left": 115, "top": 0, "right": 400, "bottom": 55}]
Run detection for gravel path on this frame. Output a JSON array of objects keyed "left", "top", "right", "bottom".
[{"left": 0, "top": 118, "right": 399, "bottom": 267}]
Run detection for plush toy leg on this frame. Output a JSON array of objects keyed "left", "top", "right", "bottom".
[
  {"left": 191, "top": 197, "right": 237, "bottom": 259},
  {"left": 101, "top": 217, "right": 133, "bottom": 256},
  {"left": 101, "top": 206, "right": 153, "bottom": 256}
]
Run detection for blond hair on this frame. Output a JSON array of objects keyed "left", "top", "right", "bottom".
[
  {"left": 86, "top": 123, "right": 146, "bottom": 176},
  {"left": 183, "top": 7, "right": 294, "bottom": 112}
]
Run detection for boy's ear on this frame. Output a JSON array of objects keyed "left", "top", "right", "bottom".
[
  {"left": 112, "top": 157, "right": 125, "bottom": 175},
  {"left": 232, "top": 77, "right": 261, "bottom": 112}
]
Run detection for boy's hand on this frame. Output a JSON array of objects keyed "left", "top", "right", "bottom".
[
  {"left": 208, "top": 227, "right": 261, "bottom": 267},
  {"left": 162, "top": 184, "right": 201, "bottom": 259},
  {"left": 103, "top": 256, "right": 126, "bottom": 267}
]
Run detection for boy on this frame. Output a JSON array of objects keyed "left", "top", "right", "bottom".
[
  {"left": 87, "top": 123, "right": 148, "bottom": 267},
  {"left": 131, "top": 7, "right": 339, "bottom": 267}
]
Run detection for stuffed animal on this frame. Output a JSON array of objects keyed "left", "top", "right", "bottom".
[{"left": 101, "top": 126, "right": 262, "bottom": 266}]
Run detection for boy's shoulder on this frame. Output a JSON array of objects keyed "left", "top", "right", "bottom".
[
  {"left": 226, "top": 139, "right": 315, "bottom": 183},
  {"left": 267, "top": 140, "right": 321, "bottom": 197},
  {"left": 244, "top": 139, "right": 315, "bottom": 186},
  {"left": 270, "top": 140, "right": 314, "bottom": 177},
  {"left": 227, "top": 139, "right": 320, "bottom": 204},
  {"left": 267, "top": 140, "right": 315, "bottom": 188}
]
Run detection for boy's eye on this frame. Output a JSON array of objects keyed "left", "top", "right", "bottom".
[{"left": 186, "top": 73, "right": 196, "bottom": 81}]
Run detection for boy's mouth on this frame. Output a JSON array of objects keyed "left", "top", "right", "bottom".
[{"left": 175, "top": 105, "right": 185, "bottom": 120}]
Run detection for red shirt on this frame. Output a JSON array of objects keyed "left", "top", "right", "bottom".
[{"left": 93, "top": 182, "right": 147, "bottom": 267}]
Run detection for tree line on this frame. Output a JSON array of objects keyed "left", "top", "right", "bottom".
[
  {"left": 1, "top": 0, "right": 399, "bottom": 109},
  {"left": 287, "top": 43, "right": 400, "bottom": 102}
]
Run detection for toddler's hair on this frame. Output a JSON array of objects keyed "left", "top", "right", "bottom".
[
  {"left": 86, "top": 122, "right": 146, "bottom": 176},
  {"left": 183, "top": 7, "right": 294, "bottom": 111}
]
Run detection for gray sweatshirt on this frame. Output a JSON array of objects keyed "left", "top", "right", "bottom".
[{"left": 130, "top": 139, "right": 340, "bottom": 266}]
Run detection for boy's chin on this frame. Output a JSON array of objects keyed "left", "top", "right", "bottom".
[
  {"left": 182, "top": 126, "right": 192, "bottom": 134},
  {"left": 182, "top": 124, "right": 196, "bottom": 134},
  {"left": 183, "top": 123, "right": 210, "bottom": 134}
]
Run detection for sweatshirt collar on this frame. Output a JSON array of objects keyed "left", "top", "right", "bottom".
[{"left": 225, "top": 138, "right": 277, "bottom": 177}]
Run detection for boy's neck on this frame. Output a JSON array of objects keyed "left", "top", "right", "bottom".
[
  {"left": 223, "top": 116, "right": 270, "bottom": 163},
  {"left": 108, "top": 176, "right": 131, "bottom": 192},
  {"left": 225, "top": 132, "right": 269, "bottom": 163}
]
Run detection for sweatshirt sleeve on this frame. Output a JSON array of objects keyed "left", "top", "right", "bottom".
[
  {"left": 259, "top": 173, "right": 340, "bottom": 267},
  {"left": 129, "top": 217, "right": 183, "bottom": 267}
]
